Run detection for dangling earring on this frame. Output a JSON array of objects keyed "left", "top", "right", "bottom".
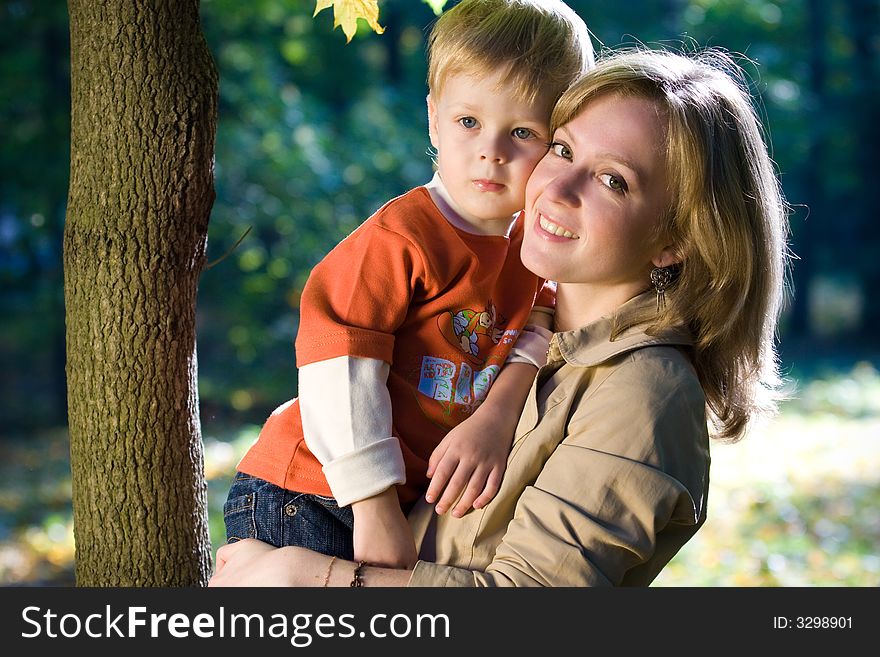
[{"left": 650, "top": 266, "right": 675, "bottom": 312}]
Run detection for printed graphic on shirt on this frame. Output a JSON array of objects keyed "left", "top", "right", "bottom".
[
  {"left": 415, "top": 358, "right": 502, "bottom": 428},
  {"left": 415, "top": 301, "right": 520, "bottom": 426},
  {"left": 417, "top": 358, "right": 501, "bottom": 407},
  {"left": 437, "top": 300, "right": 507, "bottom": 366}
]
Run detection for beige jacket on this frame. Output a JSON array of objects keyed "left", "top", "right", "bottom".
[{"left": 407, "top": 292, "right": 711, "bottom": 587}]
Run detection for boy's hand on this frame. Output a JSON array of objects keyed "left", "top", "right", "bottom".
[
  {"left": 351, "top": 488, "right": 418, "bottom": 568},
  {"left": 425, "top": 405, "right": 512, "bottom": 518}
]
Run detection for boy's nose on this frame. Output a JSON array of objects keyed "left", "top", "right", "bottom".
[{"left": 479, "top": 135, "right": 508, "bottom": 164}]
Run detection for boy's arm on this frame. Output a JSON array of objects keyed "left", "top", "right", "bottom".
[
  {"left": 295, "top": 219, "right": 425, "bottom": 503},
  {"left": 425, "top": 310, "right": 553, "bottom": 517},
  {"left": 425, "top": 359, "right": 542, "bottom": 517},
  {"left": 504, "top": 307, "right": 554, "bottom": 366},
  {"left": 294, "top": 222, "right": 428, "bottom": 566},
  {"left": 299, "top": 356, "right": 417, "bottom": 568},
  {"left": 298, "top": 356, "right": 404, "bottom": 506},
  {"left": 350, "top": 487, "right": 417, "bottom": 568},
  {"left": 505, "top": 278, "right": 554, "bottom": 367}
]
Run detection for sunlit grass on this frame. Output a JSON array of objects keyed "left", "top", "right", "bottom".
[
  {"left": 1, "top": 363, "right": 878, "bottom": 586},
  {"left": 0, "top": 428, "right": 76, "bottom": 585},
  {"left": 655, "top": 360, "right": 880, "bottom": 586},
  {"left": 654, "top": 412, "right": 880, "bottom": 586}
]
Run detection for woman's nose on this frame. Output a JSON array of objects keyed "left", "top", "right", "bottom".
[{"left": 542, "top": 170, "right": 584, "bottom": 207}]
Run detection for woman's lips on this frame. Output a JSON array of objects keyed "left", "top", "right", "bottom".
[{"left": 536, "top": 212, "right": 580, "bottom": 240}]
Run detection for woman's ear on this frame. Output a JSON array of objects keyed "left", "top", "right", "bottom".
[
  {"left": 426, "top": 94, "right": 439, "bottom": 150},
  {"left": 652, "top": 244, "right": 681, "bottom": 269}
]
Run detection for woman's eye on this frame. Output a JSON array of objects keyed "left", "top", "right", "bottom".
[
  {"left": 459, "top": 117, "right": 477, "bottom": 129},
  {"left": 599, "top": 173, "right": 627, "bottom": 193},
  {"left": 550, "top": 141, "right": 572, "bottom": 160},
  {"left": 513, "top": 127, "right": 534, "bottom": 140}
]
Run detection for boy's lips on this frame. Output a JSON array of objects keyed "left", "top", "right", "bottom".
[{"left": 472, "top": 179, "right": 505, "bottom": 192}]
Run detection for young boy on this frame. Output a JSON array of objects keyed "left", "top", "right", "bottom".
[{"left": 224, "top": 0, "right": 594, "bottom": 569}]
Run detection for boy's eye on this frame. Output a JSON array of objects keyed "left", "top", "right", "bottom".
[
  {"left": 459, "top": 116, "right": 477, "bottom": 129},
  {"left": 513, "top": 127, "right": 534, "bottom": 140},
  {"left": 550, "top": 141, "right": 572, "bottom": 160},
  {"left": 599, "top": 173, "right": 628, "bottom": 193}
]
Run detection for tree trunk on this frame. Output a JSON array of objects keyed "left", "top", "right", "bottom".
[{"left": 64, "top": 0, "right": 217, "bottom": 586}]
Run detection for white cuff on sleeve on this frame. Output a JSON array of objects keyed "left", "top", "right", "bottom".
[
  {"left": 299, "top": 356, "right": 403, "bottom": 504},
  {"left": 505, "top": 325, "right": 553, "bottom": 368},
  {"left": 529, "top": 305, "right": 555, "bottom": 331},
  {"left": 322, "top": 437, "right": 406, "bottom": 507}
]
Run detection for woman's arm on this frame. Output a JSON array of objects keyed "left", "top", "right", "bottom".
[
  {"left": 209, "top": 354, "right": 710, "bottom": 589},
  {"left": 412, "top": 354, "right": 711, "bottom": 587},
  {"left": 208, "top": 539, "right": 412, "bottom": 587}
]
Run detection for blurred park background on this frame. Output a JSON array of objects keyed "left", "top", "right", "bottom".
[{"left": 1, "top": 0, "right": 878, "bottom": 586}]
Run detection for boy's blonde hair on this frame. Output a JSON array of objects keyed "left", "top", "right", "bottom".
[
  {"left": 552, "top": 47, "right": 791, "bottom": 443},
  {"left": 427, "top": 0, "right": 594, "bottom": 106}
]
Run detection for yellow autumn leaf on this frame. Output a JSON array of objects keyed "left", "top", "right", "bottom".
[{"left": 314, "top": 0, "right": 385, "bottom": 43}]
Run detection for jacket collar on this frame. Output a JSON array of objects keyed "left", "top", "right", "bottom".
[{"left": 549, "top": 291, "right": 694, "bottom": 368}]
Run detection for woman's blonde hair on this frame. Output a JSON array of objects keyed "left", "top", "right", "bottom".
[
  {"left": 553, "top": 47, "right": 791, "bottom": 442},
  {"left": 427, "top": 0, "right": 594, "bottom": 106}
]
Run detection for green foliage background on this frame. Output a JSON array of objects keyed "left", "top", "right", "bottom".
[{"left": 0, "top": 0, "right": 877, "bottom": 585}]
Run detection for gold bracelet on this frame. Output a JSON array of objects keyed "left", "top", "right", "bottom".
[
  {"left": 350, "top": 560, "right": 367, "bottom": 587},
  {"left": 323, "top": 556, "right": 337, "bottom": 587}
]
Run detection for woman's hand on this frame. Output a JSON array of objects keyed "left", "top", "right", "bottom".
[
  {"left": 207, "top": 538, "right": 415, "bottom": 587},
  {"left": 208, "top": 539, "right": 328, "bottom": 587}
]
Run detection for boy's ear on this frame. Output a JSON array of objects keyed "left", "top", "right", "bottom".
[{"left": 426, "top": 94, "right": 439, "bottom": 149}]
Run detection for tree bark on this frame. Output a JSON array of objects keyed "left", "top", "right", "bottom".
[{"left": 64, "top": 0, "right": 217, "bottom": 585}]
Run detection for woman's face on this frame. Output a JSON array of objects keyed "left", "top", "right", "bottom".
[{"left": 521, "top": 93, "right": 675, "bottom": 297}]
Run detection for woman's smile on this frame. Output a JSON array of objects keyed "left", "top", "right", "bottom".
[{"left": 536, "top": 212, "right": 580, "bottom": 239}]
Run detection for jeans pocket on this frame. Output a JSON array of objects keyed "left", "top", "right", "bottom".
[{"left": 308, "top": 492, "right": 341, "bottom": 508}]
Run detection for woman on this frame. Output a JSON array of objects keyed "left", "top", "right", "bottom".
[{"left": 208, "top": 46, "right": 789, "bottom": 587}]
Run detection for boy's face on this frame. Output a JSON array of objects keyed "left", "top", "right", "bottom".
[{"left": 427, "top": 70, "right": 554, "bottom": 230}]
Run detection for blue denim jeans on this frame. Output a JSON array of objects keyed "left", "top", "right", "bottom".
[{"left": 223, "top": 471, "right": 354, "bottom": 559}]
